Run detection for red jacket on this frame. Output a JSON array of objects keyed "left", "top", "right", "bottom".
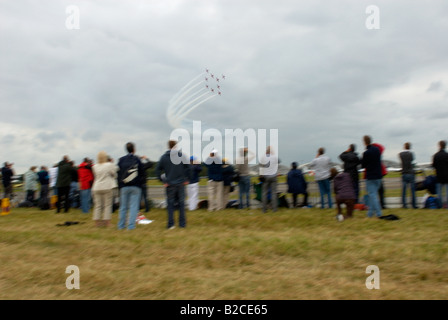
[{"left": 78, "top": 161, "right": 94, "bottom": 190}]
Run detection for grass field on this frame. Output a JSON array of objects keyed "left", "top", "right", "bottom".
[{"left": 1, "top": 205, "right": 447, "bottom": 300}]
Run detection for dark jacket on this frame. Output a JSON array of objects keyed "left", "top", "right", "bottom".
[
  {"left": 189, "top": 164, "right": 203, "bottom": 184},
  {"left": 333, "top": 172, "right": 356, "bottom": 200},
  {"left": 156, "top": 150, "right": 190, "bottom": 186},
  {"left": 432, "top": 149, "right": 448, "bottom": 183},
  {"left": 361, "top": 145, "right": 382, "bottom": 180},
  {"left": 56, "top": 160, "right": 73, "bottom": 188},
  {"left": 141, "top": 158, "right": 154, "bottom": 186},
  {"left": 339, "top": 151, "right": 360, "bottom": 180},
  {"left": 287, "top": 169, "right": 307, "bottom": 194},
  {"left": 2, "top": 167, "right": 13, "bottom": 187},
  {"left": 399, "top": 151, "right": 414, "bottom": 175},
  {"left": 205, "top": 156, "right": 223, "bottom": 181},
  {"left": 37, "top": 170, "right": 49, "bottom": 185},
  {"left": 222, "top": 164, "right": 235, "bottom": 186},
  {"left": 118, "top": 153, "right": 145, "bottom": 189}
]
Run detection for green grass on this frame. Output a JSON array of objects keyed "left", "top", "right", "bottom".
[{"left": 1, "top": 205, "right": 448, "bottom": 300}]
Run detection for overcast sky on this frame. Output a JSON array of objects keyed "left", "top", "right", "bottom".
[{"left": 1, "top": 0, "right": 448, "bottom": 174}]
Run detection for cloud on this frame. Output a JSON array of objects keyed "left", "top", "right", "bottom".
[{"left": 1, "top": 0, "right": 448, "bottom": 172}]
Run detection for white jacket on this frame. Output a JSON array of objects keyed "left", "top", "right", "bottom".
[
  {"left": 92, "top": 163, "right": 119, "bottom": 191},
  {"left": 309, "top": 155, "right": 331, "bottom": 181}
]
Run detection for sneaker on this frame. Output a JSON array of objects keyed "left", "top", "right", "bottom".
[{"left": 168, "top": 226, "right": 175, "bottom": 230}]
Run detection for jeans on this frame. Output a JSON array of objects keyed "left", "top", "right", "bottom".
[
  {"left": 118, "top": 186, "right": 142, "bottom": 230},
  {"left": 166, "top": 184, "right": 186, "bottom": 228},
  {"left": 40, "top": 184, "right": 49, "bottom": 202},
  {"left": 317, "top": 179, "right": 332, "bottom": 208},
  {"left": 262, "top": 175, "right": 278, "bottom": 212},
  {"left": 366, "top": 179, "right": 382, "bottom": 217},
  {"left": 238, "top": 176, "right": 251, "bottom": 209},
  {"left": 80, "top": 189, "right": 92, "bottom": 213},
  {"left": 436, "top": 183, "right": 448, "bottom": 208},
  {"left": 401, "top": 174, "right": 416, "bottom": 208}
]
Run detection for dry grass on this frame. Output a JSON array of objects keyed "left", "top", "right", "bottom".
[{"left": 0, "top": 205, "right": 447, "bottom": 300}]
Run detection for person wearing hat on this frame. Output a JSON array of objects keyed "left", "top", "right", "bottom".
[
  {"left": 78, "top": 157, "right": 94, "bottom": 213},
  {"left": 204, "top": 149, "right": 224, "bottom": 211},
  {"left": 187, "top": 155, "right": 202, "bottom": 211},
  {"left": 2, "top": 162, "right": 15, "bottom": 199}
]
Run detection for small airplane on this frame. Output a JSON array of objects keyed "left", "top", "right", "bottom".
[
  {"left": 217, "top": 85, "right": 221, "bottom": 89},
  {"left": 205, "top": 85, "right": 209, "bottom": 89},
  {"left": 218, "top": 91, "right": 222, "bottom": 95},
  {"left": 211, "top": 88, "right": 214, "bottom": 93},
  {"left": 216, "top": 78, "right": 220, "bottom": 82}
]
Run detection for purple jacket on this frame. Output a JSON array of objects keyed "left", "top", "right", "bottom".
[{"left": 333, "top": 172, "right": 356, "bottom": 200}]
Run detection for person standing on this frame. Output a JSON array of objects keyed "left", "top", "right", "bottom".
[
  {"left": 361, "top": 135, "right": 383, "bottom": 218},
  {"left": 55, "top": 156, "right": 73, "bottom": 213},
  {"left": 432, "top": 140, "right": 448, "bottom": 208},
  {"left": 222, "top": 158, "right": 235, "bottom": 209},
  {"left": 287, "top": 162, "right": 308, "bottom": 208},
  {"left": 2, "top": 162, "right": 15, "bottom": 200},
  {"left": 37, "top": 166, "right": 50, "bottom": 206},
  {"left": 92, "top": 151, "right": 118, "bottom": 227},
  {"left": 372, "top": 142, "right": 388, "bottom": 209},
  {"left": 235, "top": 148, "right": 255, "bottom": 209},
  {"left": 78, "top": 158, "right": 94, "bottom": 213},
  {"left": 339, "top": 144, "right": 361, "bottom": 203},
  {"left": 117, "top": 142, "right": 145, "bottom": 230},
  {"left": 399, "top": 142, "right": 417, "bottom": 209},
  {"left": 204, "top": 149, "right": 224, "bottom": 212},
  {"left": 187, "top": 156, "right": 202, "bottom": 211},
  {"left": 309, "top": 147, "right": 333, "bottom": 209},
  {"left": 24, "top": 166, "right": 39, "bottom": 204},
  {"left": 259, "top": 146, "right": 279, "bottom": 213},
  {"left": 48, "top": 164, "right": 58, "bottom": 196},
  {"left": 139, "top": 155, "right": 154, "bottom": 214},
  {"left": 156, "top": 140, "right": 190, "bottom": 229}
]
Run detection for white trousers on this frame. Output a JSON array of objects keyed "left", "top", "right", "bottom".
[{"left": 187, "top": 182, "right": 199, "bottom": 211}]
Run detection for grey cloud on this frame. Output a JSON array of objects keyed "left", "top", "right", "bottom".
[{"left": 427, "top": 81, "right": 443, "bottom": 92}]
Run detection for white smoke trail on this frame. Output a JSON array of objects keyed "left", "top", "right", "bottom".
[
  {"left": 169, "top": 72, "right": 205, "bottom": 105},
  {"left": 169, "top": 81, "right": 206, "bottom": 112},
  {"left": 167, "top": 70, "right": 224, "bottom": 129},
  {"left": 175, "top": 91, "right": 214, "bottom": 118}
]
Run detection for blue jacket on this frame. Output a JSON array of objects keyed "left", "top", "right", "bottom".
[
  {"left": 287, "top": 169, "right": 307, "bottom": 194},
  {"left": 189, "top": 164, "right": 203, "bottom": 184},
  {"left": 37, "top": 170, "right": 49, "bottom": 185},
  {"left": 156, "top": 150, "right": 190, "bottom": 185},
  {"left": 118, "top": 153, "right": 145, "bottom": 188},
  {"left": 361, "top": 145, "right": 382, "bottom": 180}
]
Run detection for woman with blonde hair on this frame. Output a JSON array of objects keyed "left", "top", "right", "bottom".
[{"left": 92, "top": 151, "right": 118, "bottom": 227}]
